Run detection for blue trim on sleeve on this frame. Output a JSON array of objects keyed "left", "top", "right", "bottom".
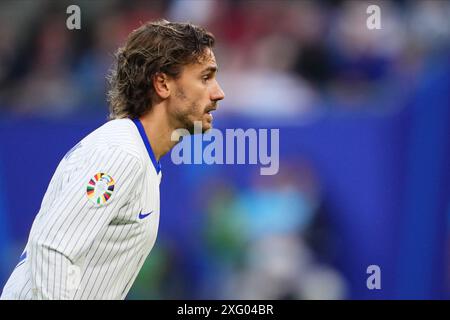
[{"left": 132, "top": 119, "right": 161, "bottom": 175}]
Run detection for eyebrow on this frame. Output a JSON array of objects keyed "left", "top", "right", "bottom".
[{"left": 202, "top": 66, "right": 218, "bottom": 74}]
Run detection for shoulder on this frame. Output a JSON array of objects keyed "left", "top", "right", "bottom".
[{"left": 85, "top": 119, "right": 146, "bottom": 164}]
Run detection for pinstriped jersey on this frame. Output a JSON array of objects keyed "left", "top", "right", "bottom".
[{"left": 0, "top": 118, "right": 162, "bottom": 300}]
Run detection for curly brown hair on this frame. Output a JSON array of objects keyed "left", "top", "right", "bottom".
[{"left": 107, "top": 20, "right": 215, "bottom": 120}]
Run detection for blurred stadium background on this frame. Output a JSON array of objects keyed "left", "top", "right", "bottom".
[{"left": 0, "top": 0, "right": 449, "bottom": 299}]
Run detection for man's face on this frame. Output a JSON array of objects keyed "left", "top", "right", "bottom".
[{"left": 168, "top": 48, "right": 225, "bottom": 133}]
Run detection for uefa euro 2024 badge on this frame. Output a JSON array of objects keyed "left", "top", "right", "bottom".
[{"left": 86, "top": 173, "right": 115, "bottom": 205}]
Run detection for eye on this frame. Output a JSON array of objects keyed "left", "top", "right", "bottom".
[{"left": 202, "top": 74, "right": 213, "bottom": 83}]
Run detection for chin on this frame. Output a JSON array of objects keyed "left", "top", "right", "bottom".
[
  {"left": 202, "top": 117, "right": 214, "bottom": 132},
  {"left": 184, "top": 120, "right": 210, "bottom": 134},
  {"left": 184, "top": 115, "right": 213, "bottom": 134},
  {"left": 202, "top": 124, "right": 212, "bottom": 133}
]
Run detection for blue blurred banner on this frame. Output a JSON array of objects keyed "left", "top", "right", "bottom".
[{"left": 0, "top": 154, "right": 11, "bottom": 283}]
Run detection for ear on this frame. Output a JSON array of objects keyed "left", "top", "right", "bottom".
[{"left": 153, "top": 72, "right": 171, "bottom": 99}]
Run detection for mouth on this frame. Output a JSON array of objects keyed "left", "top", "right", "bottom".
[
  {"left": 205, "top": 106, "right": 217, "bottom": 121},
  {"left": 205, "top": 107, "right": 217, "bottom": 114}
]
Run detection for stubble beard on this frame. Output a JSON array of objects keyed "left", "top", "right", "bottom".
[{"left": 174, "top": 88, "right": 207, "bottom": 134}]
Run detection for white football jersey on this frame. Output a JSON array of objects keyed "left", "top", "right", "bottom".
[{"left": 1, "top": 118, "right": 162, "bottom": 300}]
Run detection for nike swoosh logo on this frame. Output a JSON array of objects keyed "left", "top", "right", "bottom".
[{"left": 138, "top": 210, "right": 153, "bottom": 219}]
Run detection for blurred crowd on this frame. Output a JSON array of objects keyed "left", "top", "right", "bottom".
[{"left": 0, "top": 0, "right": 448, "bottom": 119}]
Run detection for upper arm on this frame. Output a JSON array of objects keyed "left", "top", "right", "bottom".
[{"left": 28, "top": 146, "right": 143, "bottom": 262}]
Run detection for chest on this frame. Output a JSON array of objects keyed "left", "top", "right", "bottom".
[{"left": 109, "top": 169, "right": 161, "bottom": 245}]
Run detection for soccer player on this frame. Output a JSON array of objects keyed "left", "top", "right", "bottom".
[{"left": 0, "top": 20, "right": 225, "bottom": 300}]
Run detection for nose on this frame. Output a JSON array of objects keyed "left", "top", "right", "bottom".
[{"left": 211, "top": 80, "right": 225, "bottom": 102}]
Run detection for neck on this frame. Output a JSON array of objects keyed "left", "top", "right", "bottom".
[{"left": 138, "top": 103, "right": 179, "bottom": 161}]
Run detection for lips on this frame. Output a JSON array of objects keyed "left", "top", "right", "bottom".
[{"left": 205, "top": 104, "right": 217, "bottom": 114}]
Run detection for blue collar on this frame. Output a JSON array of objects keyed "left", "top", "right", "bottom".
[{"left": 132, "top": 118, "right": 161, "bottom": 175}]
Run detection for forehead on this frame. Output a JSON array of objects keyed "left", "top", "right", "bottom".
[
  {"left": 183, "top": 48, "right": 217, "bottom": 74},
  {"left": 197, "top": 48, "right": 216, "bottom": 65}
]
